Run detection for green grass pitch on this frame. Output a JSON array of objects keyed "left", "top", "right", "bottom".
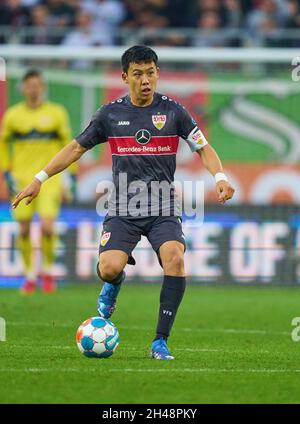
[{"left": 0, "top": 283, "right": 300, "bottom": 404}]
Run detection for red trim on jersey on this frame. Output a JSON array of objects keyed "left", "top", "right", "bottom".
[{"left": 108, "top": 135, "right": 179, "bottom": 155}]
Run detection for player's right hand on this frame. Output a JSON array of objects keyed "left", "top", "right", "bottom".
[{"left": 12, "top": 178, "right": 41, "bottom": 209}]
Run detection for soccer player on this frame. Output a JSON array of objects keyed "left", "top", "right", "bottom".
[
  {"left": 12, "top": 46, "right": 234, "bottom": 359},
  {"left": 0, "top": 69, "right": 76, "bottom": 294}
]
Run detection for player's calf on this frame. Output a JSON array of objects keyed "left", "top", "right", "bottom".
[{"left": 96, "top": 264, "right": 126, "bottom": 319}]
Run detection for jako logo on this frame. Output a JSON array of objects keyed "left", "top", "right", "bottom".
[{"left": 118, "top": 121, "right": 130, "bottom": 126}]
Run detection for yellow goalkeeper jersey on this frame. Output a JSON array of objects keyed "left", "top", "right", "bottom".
[{"left": 0, "top": 101, "right": 76, "bottom": 184}]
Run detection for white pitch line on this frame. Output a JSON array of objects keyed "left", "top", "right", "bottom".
[
  {"left": 105, "top": 347, "right": 273, "bottom": 354},
  {"left": 7, "top": 321, "right": 73, "bottom": 328},
  {"left": 3, "top": 345, "right": 223, "bottom": 353},
  {"left": 8, "top": 345, "right": 73, "bottom": 350},
  {"left": 0, "top": 368, "right": 300, "bottom": 374},
  {"left": 177, "top": 327, "right": 290, "bottom": 336},
  {"left": 4, "top": 345, "right": 274, "bottom": 354},
  {"left": 174, "top": 348, "right": 221, "bottom": 352},
  {"left": 6, "top": 322, "right": 290, "bottom": 336}
]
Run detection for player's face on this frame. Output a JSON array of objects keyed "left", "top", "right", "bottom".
[
  {"left": 122, "top": 61, "right": 159, "bottom": 106},
  {"left": 22, "top": 76, "right": 45, "bottom": 105}
]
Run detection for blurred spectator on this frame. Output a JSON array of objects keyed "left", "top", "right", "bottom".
[
  {"left": 142, "top": 0, "right": 175, "bottom": 26},
  {"left": 246, "top": 0, "right": 292, "bottom": 41},
  {"left": 144, "top": 0, "right": 168, "bottom": 13},
  {"left": 0, "top": 0, "right": 30, "bottom": 27},
  {"left": 121, "top": 0, "right": 192, "bottom": 45},
  {"left": 1, "top": 0, "right": 300, "bottom": 48},
  {"left": 223, "top": 0, "right": 243, "bottom": 28},
  {"left": 165, "top": 0, "right": 197, "bottom": 27},
  {"left": 121, "top": 1, "right": 146, "bottom": 28},
  {"left": 196, "top": 0, "right": 227, "bottom": 27},
  {"left": 135, "top": 8, "right": 169, "bottom": 29},
  {"left": 193, "top": 11, "right": 226, "bottom": 47},
  {"left": 82, "top": 0, "right": 126, "bottom": 45},
  {"left": 0, "top": 0, "right": 31, "bottom": 43},
  {"left": 123, "top": 0, "right": 196, "bottom": 29},
  {"left": 283, "top": 0, "right": 300, "bottom": 46},
  {"left": 285, "top": 0, "right": 300, "bottom": 27},
  {"left": 42, "top": 0, "right": 78, "bottom": 27},
  {"left": 21, "top": 0, "right": 39, "bottom": 5},
  {"left": 61, "top": 10, "right": 103, "bottom": 68},
  {"left": 62, "top": 10, "right": 104, "bottom": 47},
  {"left": 127, "top": 7, "right": 169, "bottom": 45},
  {"left": 26, "top": 4, "right": 54, "bottom": 44}
]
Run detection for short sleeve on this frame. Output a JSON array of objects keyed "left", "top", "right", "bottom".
[
  {"left": 176, "top": 103, "right": 208, "bottom": 152},
  {"left": 75, "top": 106, "right": 108, "bottom": 149}
]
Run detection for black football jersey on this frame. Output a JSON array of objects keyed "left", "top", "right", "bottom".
[{"left": 76, "top": 92, "right": 208, "bottom": 217}]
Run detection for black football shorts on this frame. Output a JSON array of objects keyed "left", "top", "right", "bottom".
[{"left": 98, "top": 215, "right": 186, "bottom": 267}]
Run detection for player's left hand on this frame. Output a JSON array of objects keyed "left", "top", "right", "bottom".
[{"left": 216, "top": 180, "right": 235, "bottom": 204}]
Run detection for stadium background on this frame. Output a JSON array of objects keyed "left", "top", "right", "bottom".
[
  {"left": 1, "top": 0, "right": 300, "bottom": 407},
  {"left": 0, "top": 0, "right": 300, "bottom": 287}
]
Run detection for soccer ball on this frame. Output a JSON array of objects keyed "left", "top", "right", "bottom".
[{"left": 76, "top": 317, "right": 120, "bottom": 358}]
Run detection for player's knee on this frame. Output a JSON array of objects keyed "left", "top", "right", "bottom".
[
  {"left": 41, "top": 226, "right": 54, "bottom": 238},
  {"left": 97, "top": 261, "right": 122, "bottom": 283},
  {"left": 19, "top": 230, "right": 30, "bottom": 238},
  {"left": 162, "top": 250, "right": 185, "bottom": 275},
  {"left": 19, "top": 222, "right": 30, "bottom": 238}
]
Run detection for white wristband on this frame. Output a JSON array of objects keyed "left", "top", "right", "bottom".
[
  {"left": 214, "top": 172, "right": 228, "bottom": 183},
  {"left": 35, "top": 170, "right": 49, "bottom": 183}
]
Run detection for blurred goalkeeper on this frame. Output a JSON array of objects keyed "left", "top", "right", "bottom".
[
  {"left": 0, "top": 69, "right": 76, "bottom": 294},
  {"left": 12, "top": 46, "right": 234, "bottom": 359}
]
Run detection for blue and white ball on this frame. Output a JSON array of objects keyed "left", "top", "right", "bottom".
[{"left": 76, "top": 317, "right": 120, "bottom": 358}]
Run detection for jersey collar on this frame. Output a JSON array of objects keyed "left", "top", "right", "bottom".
[{"left": 125, "top": 92, "right": 161, "bottom": 109}]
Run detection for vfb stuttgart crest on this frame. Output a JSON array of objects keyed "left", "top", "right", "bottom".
[
  {"left": 152, "top": 114, "right": 166, "bottom": 130},
  {"left": 100, "top": 232, "right": 111, "bottom": 247},
  {"left": 135, "top": 129, "right": 152, "bottom": 145}
]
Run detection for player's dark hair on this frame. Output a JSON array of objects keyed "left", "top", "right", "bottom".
[
  {"left": 121, "top": 45, "right": 158, "bottom": 73},
  {"left": 22, "top": 69, "right": 43, "bottom": 82}
]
